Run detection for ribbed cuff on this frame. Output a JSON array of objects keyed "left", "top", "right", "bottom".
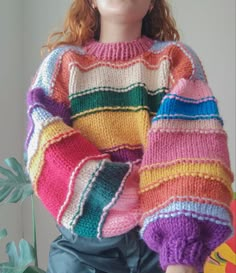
[
  {"left": 159, "top": 238, "right": 211, "bottom": 272},
  {"left": 142, "top": 215, "right": 233, "bottom": 272}
]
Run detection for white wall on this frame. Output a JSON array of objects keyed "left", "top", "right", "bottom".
[
  {"left": 0, "top": 0, "right": 235, "bottom": 270},
  {"left": 170, "top": 0, "right": 236, "bottom": 184},
  {"left": 22, "top": 0, "right": 71, "bottom": 269},
  {"left": 0, "top": 0, "right": 24, "bottom": 262}
]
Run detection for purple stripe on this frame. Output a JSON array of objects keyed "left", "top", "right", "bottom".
[
  {"left": 142, "top": 215, "right": 232, "bottom": 272},
  {"left": 25, "top": 88, "right": 71, "bottom": 148},
  {"left": 100, "top": 147, "right": 143, "bottom": 162},
  {"left": 27, "top": 88, "right": 71, "bottom": 124}
]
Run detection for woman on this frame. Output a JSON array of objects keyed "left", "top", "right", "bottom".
[{"left": 25, "top": 0, "right": 234, "bottom": 272}]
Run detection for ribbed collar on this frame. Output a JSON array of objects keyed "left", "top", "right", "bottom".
[{"left": 84, "top": 35, "right": 154, "bottom": 61}]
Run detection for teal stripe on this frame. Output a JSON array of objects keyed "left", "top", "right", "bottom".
[
  {"left": 69, "top": 83, "right": 168, "bottom": 98},
  {"left": 69, "top": 160, "right": 104, "bottom": 227},
  {"left": 70, "top": 86, "right": 166, "bottom": 117},
  {"left": 73, "top": 161, "right": 130, "bottom": 238}
]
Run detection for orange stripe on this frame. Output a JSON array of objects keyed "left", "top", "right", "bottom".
[
  {"left": 140, "top": 177, "right": 233, "bottom": 214},
  {"left": 67, "top": 43, "right": 191, "bottom": 72},
  {"left": 170, "top": 44, "right": 194, "bottom": 85},
  {"left": 52, "top": 51, "right": 73, "bottom": 104},
  {"left": 51, "top": 43, "right": 193, "bottom": 103}
]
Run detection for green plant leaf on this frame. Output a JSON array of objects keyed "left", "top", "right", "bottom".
[
  {"left": 23, "top": 266, "right": 46, "bottom": 273},
  {"left": 0, "top": 228, "right": 8, "bottom": 240},
  {"left": 0, "top": 239, "right": 35, "bottom": 273},
  {"left": 0, "top": 157, "right": 33, "bottom": 204}
]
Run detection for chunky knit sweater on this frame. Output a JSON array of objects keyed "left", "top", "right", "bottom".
[{"left": 25, "top": 36, "right": 234, "bottom": 272}]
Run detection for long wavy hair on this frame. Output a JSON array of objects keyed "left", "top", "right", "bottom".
[{"left": 43, "top": 0, "right": 180, "bottom": 53}]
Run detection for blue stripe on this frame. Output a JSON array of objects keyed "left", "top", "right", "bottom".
[
  {"left": 140, "top": 201, "right": 232, "bottom": 236},
  {"left": 183, "top": 44, "right": 207, "bottom": 82},
  {"left": 151, "top": 40, "right": 176, "bottom": 52},
  {"left": 152, "top": 96, "right": 223, "bottom": 124},
  {"left": 158, "top": 96, "right": 219, "bottom": 116},
  {"left": 32, "top": 45, "right": 84, "bottom": 96},
  {"left": 158, "top": 201, "right": 231, "bottom": 221}
]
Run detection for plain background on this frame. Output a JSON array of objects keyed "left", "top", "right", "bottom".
[{"left": 0, "top": 0, "right": 235, "bottom": 270}]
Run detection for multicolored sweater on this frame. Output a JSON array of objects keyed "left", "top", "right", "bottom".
[{"left": 25, "top": 35, "right": 234, "bottom": 272}]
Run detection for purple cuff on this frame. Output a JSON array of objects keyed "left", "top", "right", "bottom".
[{"left": 142, "top": 215, "right": 232, "bottom": 272}]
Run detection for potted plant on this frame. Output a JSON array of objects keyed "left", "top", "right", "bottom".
[{"left": 0, "top": 157, "right": 45, "bottom": 273}]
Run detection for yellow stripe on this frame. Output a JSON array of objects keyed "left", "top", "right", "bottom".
[
  {"left": 139, "top": 162, "right": 233, "bottom": 193},
  {"left": 73, "top": 110, "right": 150, "bottom": 149},
  {"left": 71, "top": 106, "right": 154, "bottom": 119},
  {"left": 28, "top": 120, "right": 75, "bottom": 188}
]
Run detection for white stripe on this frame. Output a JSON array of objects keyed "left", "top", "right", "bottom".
[
  {"left": 69, "top": 59, "right": 170, "bottom": 96},
  {"left": 26, "top": 107, "right": 61, "bottom": 171},
  {"left": 60, "top": 159, "right": 108, "bottom": 229}
]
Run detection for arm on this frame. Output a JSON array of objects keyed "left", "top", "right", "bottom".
[
  {"left": 25, "top": 46, "right": 131, "bottom": 238},
  {"left": 139, "top": 42, "right": 234, "bottom": 272}
]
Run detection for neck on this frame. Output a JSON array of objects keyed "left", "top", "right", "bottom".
[
  {"left": 84, "top": 35, "right": 154, "bottom": 62},
  {"left": 99, "top": 18, "right": 142, "bottom": 43}
]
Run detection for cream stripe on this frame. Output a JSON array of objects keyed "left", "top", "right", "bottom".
[
  {"left": 26, "top": 115, "right": 62, "bottom": 171},
  {"left": 59, "top": 159, "right": 106, "bottom": 229},
  {"left": 69, "top": 59, "right": 170, "bottom": 95},
  {"left": 70, "top": 159, "right": 108, "bottom": 228}
]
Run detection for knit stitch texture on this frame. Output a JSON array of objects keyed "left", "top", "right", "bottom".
[{"left": 25, "top": 36, "right": 234, "bottom": 272}]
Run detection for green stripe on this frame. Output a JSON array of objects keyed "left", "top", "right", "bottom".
[
  {"left": 69, "top": 83, "right": 168, "bottom": 98},
  {"left": 69, "top": 160, "right": 104, "bottom": 227},
  {"left": 70, "top": 86, "right": 166, "bottom": 117},
  {"left": 74, "top": 161, "right": 130, "bottom": 238}
]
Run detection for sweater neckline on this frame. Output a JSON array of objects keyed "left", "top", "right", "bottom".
[{"left": 84, "top": 35, "right": 154, "bottom": 61}]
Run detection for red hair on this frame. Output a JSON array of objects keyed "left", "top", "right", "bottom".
[{"left": 43, "top": 0, "right": 180, "bottom": 52}]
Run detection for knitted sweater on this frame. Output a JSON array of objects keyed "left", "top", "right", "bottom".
[{"left": 25, "top": 36, "right": 234, "bottom": 272}]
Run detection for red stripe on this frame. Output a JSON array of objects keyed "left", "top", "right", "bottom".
[{"left": 37, "top": 132, "right": 106, "bottom": 218}]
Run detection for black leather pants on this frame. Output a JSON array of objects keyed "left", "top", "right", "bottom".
[{"left": 47, "top": 226, "right": 164, "bottom": 273}]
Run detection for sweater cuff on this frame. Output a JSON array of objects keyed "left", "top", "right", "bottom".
[
  {"left": 158, "top": 237, "right": 210, "bottom": 272},
  {"left": 142, "top": 215, "right": 233, "bottom": 272}
]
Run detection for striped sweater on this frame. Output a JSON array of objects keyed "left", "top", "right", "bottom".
[{"left": 25, "top": 35, "right": 234, "bottom": 271}]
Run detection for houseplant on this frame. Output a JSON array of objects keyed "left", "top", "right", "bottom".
[
  {"left": 0, "top": 157, "right": 45, "bottom": 273},
  {"left": 0, "top": 157, "right": 235, "bottom": 273}
]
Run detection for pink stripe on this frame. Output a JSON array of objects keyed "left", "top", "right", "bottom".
[
  {"left": 151, "top": 119, "right": 223, "bottom": 131},
  {"left": 141, "top": 131, "right": 230, "bottom": 168},
  {"left": 102, "top": 163, "right": 140, "bottom": 237},
  {"left": 169, "top": 78, "right": 213, "bottom": 99}
]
